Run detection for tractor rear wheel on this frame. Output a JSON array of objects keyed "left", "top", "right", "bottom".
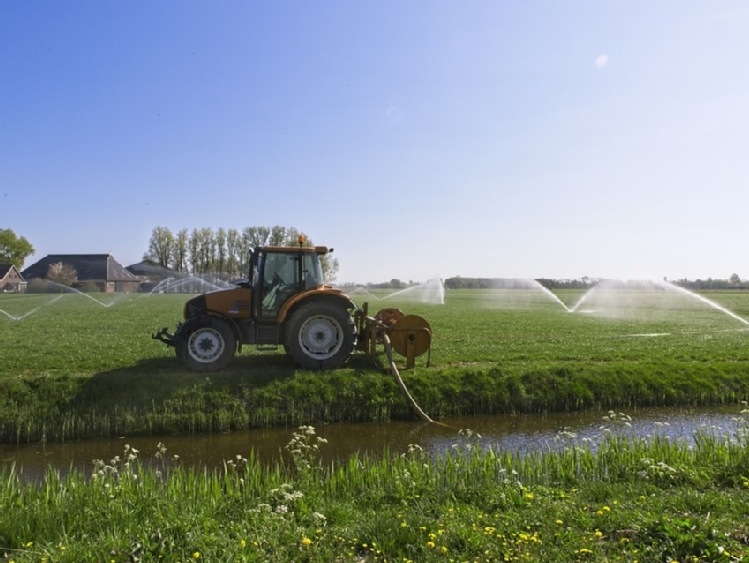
[
  {"left": 177, "top": 316, "right": 236, "bottom": 372},
  {"left": 284, "top": 301, "right": 355, "bottom": 370}
]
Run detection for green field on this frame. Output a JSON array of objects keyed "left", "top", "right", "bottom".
[
  {"left": 4, "top": 289, "right": 749, "bottom": 561},
  {"left": 1, "top": 287, "right": 749, "bottom": 442}
]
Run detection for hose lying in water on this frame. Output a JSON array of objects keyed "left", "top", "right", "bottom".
[{"left": 381, "top": 332, "right": 434, "bottom": 424}]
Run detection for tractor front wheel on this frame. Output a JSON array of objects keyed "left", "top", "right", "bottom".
[
  {"left": 177, "top": 316, "right": 236, "bottom": 372},
  {"left": 284, "top": 302, "right": 355, "bottom": 370}
]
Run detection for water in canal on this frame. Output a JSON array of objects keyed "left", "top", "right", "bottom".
[{"left": 2, "top": 405, "right": 747, "bottom": 482}]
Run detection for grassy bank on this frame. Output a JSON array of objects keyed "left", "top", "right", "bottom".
[
  {"left": 2, "top": 289, "right": 749, "bottom": 442},
  {"left": 2, "top": 425, "right": 749, "bottom": 561}
]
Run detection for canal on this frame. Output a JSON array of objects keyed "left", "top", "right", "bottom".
[{"left": 2, "top": 405, "right": 747, "bottom": 481}]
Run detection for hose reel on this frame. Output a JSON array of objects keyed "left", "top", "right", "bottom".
[{"left": 375, "top": 308, "right": 432, "bottom": 368}]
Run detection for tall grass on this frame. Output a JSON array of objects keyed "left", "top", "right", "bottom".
[{"left": 2, "top": 424, "right": 749, "bottom": 561}]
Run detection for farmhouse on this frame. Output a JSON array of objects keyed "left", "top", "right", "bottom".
[
  {"left": 126, "top": 259, "right": 180, "bottom": 292},
  {"left": 0, "top": 264, "right": 27, "bottom": 292},
  {"left": 21, "top": 254, "right": 142, "bottom": 293}
]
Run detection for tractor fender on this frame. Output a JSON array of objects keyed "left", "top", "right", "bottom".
[{"left": 278, "top": 288, "right": 355, "bottom": 324}]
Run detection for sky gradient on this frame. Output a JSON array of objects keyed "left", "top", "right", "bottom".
[{"left": 2, "top": 2, "right": 748, "bottom": 284}]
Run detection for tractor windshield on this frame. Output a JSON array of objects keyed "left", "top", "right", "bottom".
[
  {"left": 302, "top": 252, "right": 323, "bottom": 289},
  {"left": 259, "top": 250, "right": 323, "bottom": 316}
]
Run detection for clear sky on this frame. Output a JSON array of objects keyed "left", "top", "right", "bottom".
[{"left": 2, "top": 2, "right": 748, "bottom": 284}]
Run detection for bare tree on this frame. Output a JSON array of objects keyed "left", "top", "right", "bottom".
[{"left": 47, "top": 262, "right": 77, "bottom": 287}]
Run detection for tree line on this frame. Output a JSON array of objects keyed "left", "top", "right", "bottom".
[
  {"left": 445, "top": 275, "right": 746, "bottom": 290},
  {"left": 1, "top": 226, "right": 744, "bottom": 289},
  {"left": 143, "top": 225, "right": 339, "bottom": 281}
]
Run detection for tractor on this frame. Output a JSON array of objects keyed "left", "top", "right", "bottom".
[{"left": 153, "top": 239, "right": 432, "bottom": 372}]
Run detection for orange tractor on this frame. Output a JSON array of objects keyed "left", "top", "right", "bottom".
[{"left": 153, "top": 240, "right": 432, "bottom": 372}]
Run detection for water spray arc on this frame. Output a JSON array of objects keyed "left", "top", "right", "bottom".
[
  {"left": 564, "top": 278, "right": 749, "bottom": 327},
  {"left": 656, "top": 280, "right": 749, "bottom": 328},
  {"left": 348, "top": 279, "right": 445, "bottom": 305},
  {"left": 0, "top": 289, "right": 117, "bottom": 322}
]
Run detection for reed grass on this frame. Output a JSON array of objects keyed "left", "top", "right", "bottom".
[{"left": 2, "top": 424, "right": 749, "bottom": 561}]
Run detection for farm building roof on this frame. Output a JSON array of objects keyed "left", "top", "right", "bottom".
[{"left": 21, "top": 254, "right": 140, "bottom": 282}]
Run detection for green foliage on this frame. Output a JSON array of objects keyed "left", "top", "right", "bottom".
[
  {"left": 2, "top": 427, "right": 749, "bottom": 561},
  {"left": 0, "top": 228, "right": 34, "bottom": 269},
  {"left": 143, "top": 225, "right": 340, "bottom": 280}
]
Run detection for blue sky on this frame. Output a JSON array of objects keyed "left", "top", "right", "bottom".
[{"left": 2, "top": 2, "right": 748, "bottom": 284}]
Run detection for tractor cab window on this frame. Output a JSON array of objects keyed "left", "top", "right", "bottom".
[
  {"left": 260, "top": 252, "right": 298, "bottom": 316},
  {"left": 251, "top": 252, "right": 262, "bottom": 287},
  {"left": 302, "top": 253, "right": 323, "bottom": 289}
]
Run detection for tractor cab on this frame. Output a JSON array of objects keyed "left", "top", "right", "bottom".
[{"left": 250, "top": 245, "right": 327, "bottom": 317}]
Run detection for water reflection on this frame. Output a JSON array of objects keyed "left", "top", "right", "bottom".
[{"left": 1, "top": 405, "right": 746, "bottom": 482}]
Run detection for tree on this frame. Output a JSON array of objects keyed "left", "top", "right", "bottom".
[
  {"left": 47, "top": 262, "right": 77, "bottom": 287},
  {"left": 144, "top": 227, "right": 174, "bottom": 268},
  {"left": 173, "top": 229, "right": 189, "bottom": 273},
  {"left": 225, "top": 228, "right": 242, "bottom": 278},
  {"left": 145, "top": 224, "right": 338, "bottom": 279},
  {"left": 730, "top": 273, "right": 742, "bottom": 286},
  {"left": 0, "top": 228, "right": 35, "bottom": 269},
  {"left": 321, "top": 254, "right": 339, "bottom": 283}
]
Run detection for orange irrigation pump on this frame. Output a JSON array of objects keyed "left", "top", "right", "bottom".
[{"left": 153, "top": 239, "right": 432, "bottom": 372}]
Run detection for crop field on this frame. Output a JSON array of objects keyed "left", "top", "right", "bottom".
[
  {"left": 4, "top": 289, "right": 749, "bottom": 561},
  {"left": 3, "top": 287, "right": 749, "bottom": 374},
  {"left": 2, "top": 287, "right": 749, "bottom": 442}
]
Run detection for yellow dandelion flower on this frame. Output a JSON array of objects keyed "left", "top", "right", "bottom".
[
  {"left": 556, "top": 519, "right": 564, "bottom": 525},
  {"left": 427, "top": 541, "right": 436, "bottom": 549},
  {"left": 301, "top": 537, "right": 312, "bottom": 546},
  {"left": 192, "top": 552, "right": 200, "bottom": 559}
]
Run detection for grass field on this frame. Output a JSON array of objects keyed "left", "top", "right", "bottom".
[
  {"left": 4, "top": 289, "right": 749, "bottom": 561},
  {"left": 2, "top": 287, "right": 749, "bottom": 442}
]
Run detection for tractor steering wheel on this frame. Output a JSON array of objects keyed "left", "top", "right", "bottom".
[{"left": 272, "top": 272, "right": 287, "bottom": 289}]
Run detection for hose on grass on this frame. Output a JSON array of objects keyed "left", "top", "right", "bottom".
[{"left": 381, "top": 332, "right": 434, "bottom": 423}]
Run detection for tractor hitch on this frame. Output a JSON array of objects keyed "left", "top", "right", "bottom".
[{"left": 152, "top": 327, "right": 176, "bottom": 347}]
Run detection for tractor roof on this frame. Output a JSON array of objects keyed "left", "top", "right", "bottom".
[{"left": 258, "top": 246, "right": 330, "bottom": 255}]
